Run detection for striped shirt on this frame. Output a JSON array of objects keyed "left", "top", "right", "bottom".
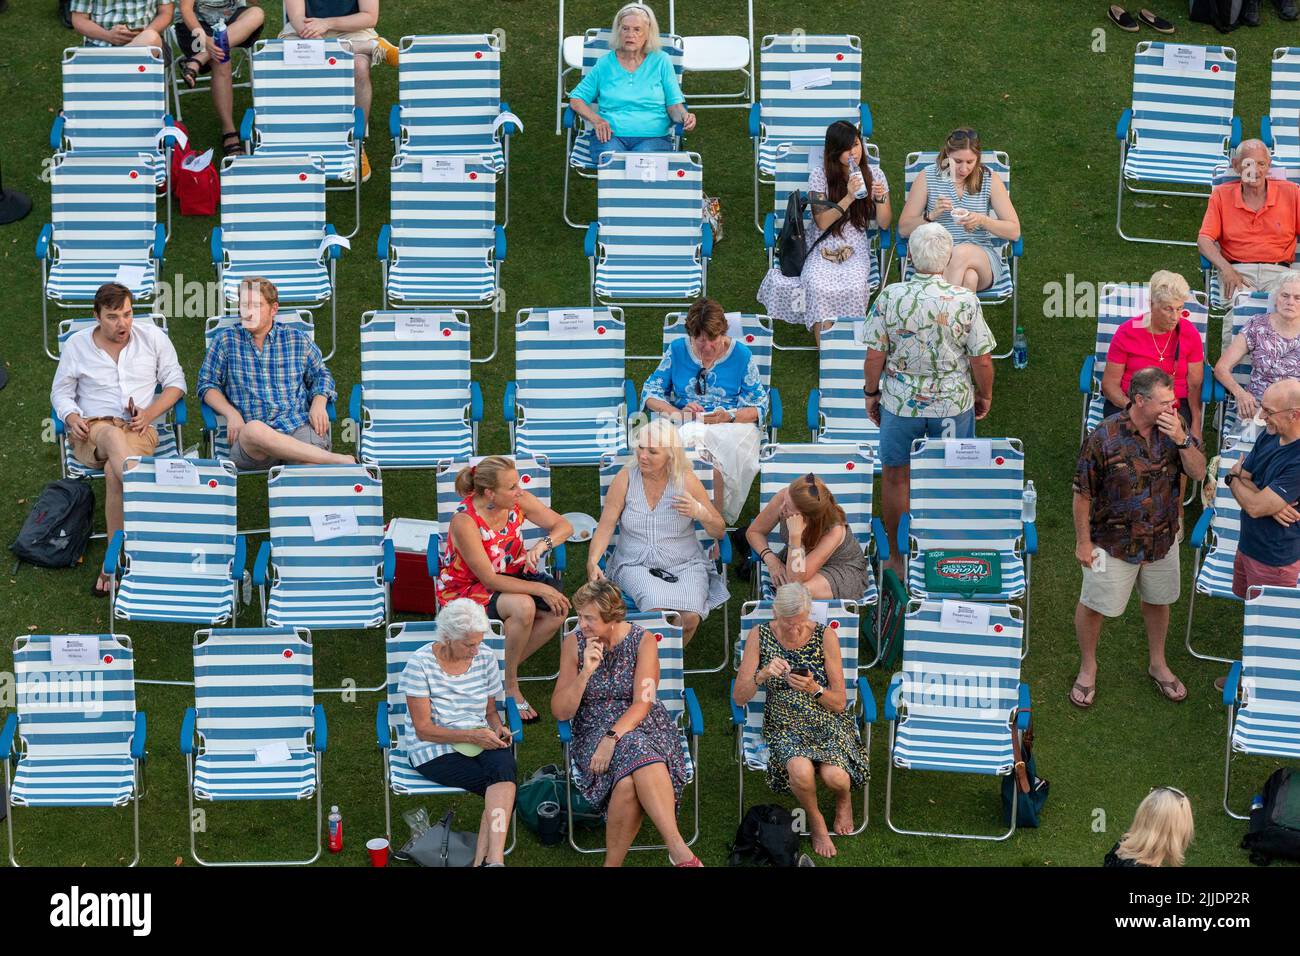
[
  {"left": 924, "top": 161, "right": 996, "bottom": 251},
  {"left": 197, "top": 323, "right": 336, "bottom": 435},
  {"left": 71, "top": 0, "right": 172, "bottom": 45},
  {"left": 399, "top": 642, "right": 503, "bottom": 767}
]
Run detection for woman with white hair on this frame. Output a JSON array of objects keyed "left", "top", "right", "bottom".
[
  {"left": 1099, "top": 269, "right": 1205, "bottom": 437},
  {"left": 568, "top": 2, "right": 697, "bottom": 168},
  {"left": 587, "top": 418, "right": 727, "bottom": 646},
  {"left": 398, "top": 598, "right": 517, "bottom": 867},
  {"left": 732, "top": 583, "right": 868, "bottom": 859},
  {"left": 1104, "top": 787, "right": 1194, "bottom": 867},
  {"left": 1213, "top": 270, "right": 1300, "bottom": 422}
]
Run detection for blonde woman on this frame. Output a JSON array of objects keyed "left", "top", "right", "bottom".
[
  {"left": 1104, "top": 787, "right": 1194, "bottom": 867},
  {"left": 588, "top": 419, "right": 727, "bottom": 647}
]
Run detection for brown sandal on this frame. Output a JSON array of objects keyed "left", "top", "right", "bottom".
[
  {"left": 1149, "top": 671, "right": 1187, "bottom": 702},
  {"left": 1069, "top": 681, "right": 1096, "bottom": 709}
]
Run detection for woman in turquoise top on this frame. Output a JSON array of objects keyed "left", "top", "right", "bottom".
[{"left": 569, "top": 2, "right": 697, "bottom": 168}]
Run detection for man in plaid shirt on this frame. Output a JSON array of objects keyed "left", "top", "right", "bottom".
[
  {"left": 198, "top": 277, "right": 354, "bottom": 470},
  {"left": 70, "top": 0, "right": 172, "bottom": 47}
]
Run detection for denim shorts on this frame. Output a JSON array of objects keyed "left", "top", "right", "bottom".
[{"left": 878, "top": 407, "right": 976, "bottom": 467}]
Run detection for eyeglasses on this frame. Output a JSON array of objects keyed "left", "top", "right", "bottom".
[
  {"left": 1261, "top": 406, "right": 1300, "bottom": 419},
  {"left": 804, "top": 473, "right": 821, "bottom": 499},
  {"left": 694, "top": 366, "right": 708, "bottom": 397}
]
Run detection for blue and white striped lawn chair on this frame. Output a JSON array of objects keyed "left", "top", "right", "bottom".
[
  {"left": 38, "top": 153, "right": 165, "bottom": 360},
  {"left": 377, "top": 619, "right": 522, "bottom": 846},
  {"left": 106, "top": 457, "right": 245, "bottom": 642},
  {"left": 662, "top": 311, "right": 781, "bottom": 432},
  {"left": 730, "top": 599, "right": 874, "bottom": 830},
  {"left": 884, "top": 599, "right": 1029, "bottom": 840},
  {"left": 749, "top": 34, "right": 866, "bottom": 232},
  {"left": 379, "top": 153, "right": 504, "bottom": 324},
  {"left": 557, "top": 610, "right": 703, "bottom": 854},
  {"left": 753, "top": 442, "right": 885, "bottom": 663},
  {"left": 212, "top": 154, "right": 344, "bottom": 360},
  {"left": 254, "top": 464, "right": 393, "bottom": 639},
  {"left": 898, "top": 150, "right": 1021, "bottom": 359},
  {"left": 241, "top": 39, "right": 364, "bottom": 239},
  {"left": 560, "top": 28, "right": 685, "bottom": 229},
  {"left": 1200, "top": 167, "right": 1300, "bottom": 314},
  {"left": 1116, "top": 41, "right": 1239, "bottom": 246},
  {"left": 53, "top": 46, "right": 183, "bottom": 240},
  {"left": 586, "top": 151, "right": 709, "bottom": 314},
  {"left": 1264, "top": 48, "right": 1300, "bottom": 170},
  {"left": 900, "top": 438, "right": 1037, "bottom": 657},
  {"left": 506, "top": 307, "right": 633, "bottom": 467},
  {"left": 166, "top": 23, "right": 251, "bottom": 123},
  {"left": 349, "top": 310, "right": 482, "bottom": 469},
  {"left": 806, "top": 316, "right": 881, "bottom": 453},
  {"left": 3, "top": 634, "right": 146, "bottom": 867},
  {"left": 667, "top": 0, "right": 755, "bottom": 112},
  {"left": 182, "top": 627, "right": 326, "bottom": 865},
  {"left": 1223, "top": 586, "right": 1300, "bottom": 818},
  {"left": 1212, "top": 292, "right": 1270, "bottom": 439},
  {"left": 390, "top": 34, "right": 520, "bottom": 227}
]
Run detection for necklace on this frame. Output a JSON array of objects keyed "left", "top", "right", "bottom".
[{"left": 1148, "top": 322, "right": 1176, "bottom": 364}]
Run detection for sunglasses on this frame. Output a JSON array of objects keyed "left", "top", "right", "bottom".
[
  {"left": 804, "top": 473, "right": 821, "bottom": 500},
  {"left": 694, "top": 366, "right": 708, "bottom": 397},
  {"left": 1150, "top": 785, "right": 1188, "bottom": 800}
]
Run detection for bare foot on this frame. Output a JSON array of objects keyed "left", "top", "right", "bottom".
[
  {"left": 833, "top": 796, "right": 854, "bottom": 835},
  {"left": 810, "top": 829, "right": 837, "bottom": 858}
]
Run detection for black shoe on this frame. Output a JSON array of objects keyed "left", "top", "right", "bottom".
[
  {"left": 1242, "top": 0, "right": 1262, "bottom": 24},
  {"left": 1276, "top": 0, "right": 1299, "bottom": 20},
  {"left": 59, "top": 0, "right": 72, "bottom": 28}
]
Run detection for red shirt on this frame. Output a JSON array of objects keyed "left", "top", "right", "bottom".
[{"left": 1106, "top": 315, "right": 1204, "bottom": 399}]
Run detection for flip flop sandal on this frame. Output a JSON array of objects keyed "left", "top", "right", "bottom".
[
  {"left": 515, "top": 698, "right": 541, "bottom": 724},
  {"left": 90, "top": 575, "right": 111, "bottom": 598},
  {"left": 221, "top": 131, "right": 244, "bottom": 157},
  {"left": 1138, "top": 9, "right": 1175, "bottom": 32},
  {"left": 1069, "top": 681, "right": 1096, "bottom": 709},
  {"left": 1108, "top": 5, "right": 1140, "bottom": 30},
  {"left": 181, "top": 55, "right": 202, "bottom": 89},
  {"left": 1149, "top": 672, "right": 1187, "bottom": 702}
]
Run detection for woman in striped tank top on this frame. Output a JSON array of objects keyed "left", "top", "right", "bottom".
[{"left": 899, "top": 128, "right": 1021, "bottom": 294}]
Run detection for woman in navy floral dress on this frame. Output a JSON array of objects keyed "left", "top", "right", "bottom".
[{"left": 551, "top": 580, "right": 699, "bottom": 867}]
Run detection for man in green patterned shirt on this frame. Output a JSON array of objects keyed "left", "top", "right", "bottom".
[
  {"left": 862, "top": 222, "right": 996, "bottom": 573},
  {"left": 70, "top": 0, "right": 172, "bottom": 47}
]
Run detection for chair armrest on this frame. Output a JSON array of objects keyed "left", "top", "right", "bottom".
[
  {"left": 210, "top": 226, "right": 223, "bottom": 266},
  {"left": 348, "top": 383, "right": 362, "bottom": 423},
  {"left": 1213, "top": 379, "right": 1227, "bottom": 403},
  {"left": 557, "top": 719, "right": 573, "bottom": 744},
  {"left": 880, "top": 228, "right": 892, "bottom": 250},
  {"left": 375, "top": 700, "right": 390, "bottom": 748},
  {"left": 131, "top": 712, "right": 147, "bottom": 760},
  {"left": 1015, "top": 683, "right": 1032, "bottom": 731},
  {"left": 729, "top": 680, "right": 744, "bottom": 726},
  {"left": 498, "top": 101, "right": 518, "bottom": 137},
  {"left": 470, "top": 380, "right": 484, "bottom": 422},
  {"left": 1223, "top": 661, "right": 1242, "bottom": 706},
  {"left": 763, "top": 211, "right": 776, "bottom": 250},
  {"left": 173, "top": 399, "right": 188, "bottom": 425},
  {"left": 504, "top": 696, "right": 523, "bottom": 741},
  {"left": 53, "top": 409, "right": 66, "bottom": 436},
  {"left": 503, "top": 381, "right": 517, "bottom": 422},
  {"left": 1023, "top": 520, "right": 1038, "bottom": 556},
  {"left": 883, "top": 673, "right": 903, "bottom": 721},
  {"left": 898, "top": 511, "right": 910, "bottom": 546},
  {"left": 1078, "top": 354, "right": 1095, "bottom": 394},
  {"left": 252, "top": 540, "right": 271, "bottom": 587},
  {"left": 35, "top": 223, "right": 52, "bottom": 260},
  {"left": 562, "top": 105, "right": 577, "bottom": 130},
  {"left": 1230, "top": 117, "right": 1242, "bottom": 150},
  {"left": 231, "top": 534, "right": 247, "bottom": 581},
  {"left": 895, "top": 231, "right": 909, "bottom": 258},
  {"left": 701, "top": 222, "right": 713, "bottom": 259},
  {"left": 153, "top": 223, "right": 167, "bottom": 260},
  {"left": 326, "top": 398, "right": 336, "bottom": 421},
  {"left": 770, "top": 387, "right": 783, "bottom": 430},
  {"left": 50, "top": 113, "right": 66, "bottom": 150},
  {"left": 806, "top": 388, "right": 820, "bottom": 436},
  {"left": 1262, "top": 114, "right": 1274, "bottom": 150},
  {"left": 1201, "top": 362, "right": 1214, "bottom": 404},
  {"left": 352, "top": 105, "right": 365, "bottom": 141},
  {"left": 200, "top": 402, "right": 217, "bottom": 431},
  {"left": 748, "top": 101, "right": 761, "bottom": 138},
  {"left": 872, "top": 516, "right": 890, "bottom": 562},
  {"left": 0, "top": 712, "right": 17, "bottom": 761},
  {"left": 623, "top": 378, "right": 637, "bottom": 417},
  {"left": 684, "top": 687, "right": 704, "bottom": 737},
  {"left": 103, "top": 529, "right": 125, "bottom": 575},
  {"left": 426, "top": 533, "right": 441, "bottom": 580},
  {"left": 239, "top": 107, "right": 254, "bottom": 143},
  {"left": 857, "top": 676, "right": 877, "bottom": 724},
  {"left": 388, "top": 103, "right": 401, "bottom": 139},
  {"left": 718, "top": 533, "right": 732, "bottom": 564},
  {"left": 859, "top": 102, "right": 873, "bottom": 138},
  {"left": 1011, "top": 236, "right": 1023, "bottom": 258},
  {"left": 1189, "top": 507, "right": 1214, "bottom": 548},
  {"left": 495, "top": 224, "right": 507, "bottom": 261},
  {"left": 179, "top": 706, "right": 196, "bottom": 755},
  {"left": 324, "top": 223, "right": 344, "bottom": 260},
  {"left": 553, "top": 542, "right": 567, "bottom": 575},
  {"left": 313, "top": 704, "right": 327, "bottom": 754},
  {"left": 671, "top": 119, "right": 684, "bottom": 140},
  {"left": 383, "top": 538, "right": 396, "bottom": 583},
  {"left": 584, "top": 221, "right": 599, "bottom": 258},
  {"left": 1200, "top": 253, "right": 1213, "bottom": 271},
  {"left": 377, "top": 223, "right": 391, "bottom": 262},
  {"left": 1116, "top": 108, "right": 1132, "bottom": 140}
]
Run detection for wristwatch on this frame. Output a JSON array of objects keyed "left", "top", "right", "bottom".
[
  {"left": 1225, "top": 473, "right": 1238, "bottom": 487},
  {"left": 727, "top": 408, "right": 736, "bottom": 423},
  {"left": 812, "top": 686, "right": 825, "bottom": 701},
  {"left": 604, "top": 729, "right": 621, "bottom": 742},
  {"left": 863, "top": 386, "right": 881, "bottom": 398},
  {"left": 1178, "top": 434, "right": 1199, "bottom": 450}
]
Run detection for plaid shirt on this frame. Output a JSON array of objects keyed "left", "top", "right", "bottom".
[
  {"left": 198, "top": 324, "right": 336, "bottom": 435},
  {"left": 71, "top": 0, "right": 172, "bottom": 45}
]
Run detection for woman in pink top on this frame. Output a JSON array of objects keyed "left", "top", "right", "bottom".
[{"left": 1100, "top": 270, "right": 1205, "bottom": 438}]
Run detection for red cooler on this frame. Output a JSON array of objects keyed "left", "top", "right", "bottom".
[{"left": 386, "top": 518, "right": 440, "bottom": 615}]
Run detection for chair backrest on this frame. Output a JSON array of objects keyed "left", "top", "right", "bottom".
[
  {"left": 14, "top": 634, "right": 135, "bottom": 759},
  {"left": 267, "top": 464, "right": 384, "bottom": 581},
  {"left": 220, "top": 155, "right": 326, "bottom": 265},
  {"left": 192, "top": 628, "right": 314, "bottom": 753},
  {"left": 121, "top": 457, "right": 238, "bottom": 579},
  {"left": 1224, "top": 291, "right": 1270, "bottom": 405},
  {"left": 899, "top": 600, "right": 1021, "bottom": 721},
  {"left": 60, "top": 46, "right": 167, "bottom": 155},
  {"left": 1208, "top": 440, "right": 1253, "bottom": 555},
  {"left": 384, "top": 618, "right": 507, "bottom": 741},
  {"left": 59, "top": 314, "right": 165, "bottom": 353},
  {"left": 597, "top": 449, "right": 717, "bottom": 551},
  {"left": 595, "top": 151, "right": 703, "bottom": 261},
  {"left": 359, "top": 310, "right": 471, "bottom": 425},
  {"left": 397, "top": 34, "right": 502, "bottom": 153},
  {"left": 514, "top": 308, "right": 626, "bottom": 422},
  {"left": 1240, "top": 586, "right": 1300, "bottom": 716},
  {"left": 909, "top": 438, "right": 1024, "bottom": 553},
  {"left": 757, "top": 442, "right": 875, "bottom": 553},
  {"left": 1270, "top": 48, "right": 1300, "bottom": 166},
  {"left": 250, "top": 39, "right": 356, "bottom": 149},
  {"left": 815, "top": 317, "right": 881, "bottom": 445},
  {"left": 434, "top": 456, "right": 553, "bottom": 550},
  {"left": 389, "top": 153, "right": 496, "bottom": 261},
  {"left": 562, "top": 610, "right": 687, "bottom": 723},
  {"left": 50, "top": 153, "right": 156, "bottom": 261},
  {"left": 1089, "top": 284, "right": 1210, "bottom": 386},
  {"left": 1129, "top": 42, "right": 1236, "bottom": 157},
  {"left": 770, "top": 141, "right": 881, "bottom": 233},
  {"left": 576, "top": 28, "right": 685, "bottom": 88},
  {"left": 757, "top": 34, "right": 862, "bottom": 146},
  {"left": 662, "top": 311, "right": 772, "bottom": 389}
]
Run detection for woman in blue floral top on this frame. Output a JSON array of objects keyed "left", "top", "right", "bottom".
[{"left": 641, "top": 298, "right": 769, "bottom": 523}]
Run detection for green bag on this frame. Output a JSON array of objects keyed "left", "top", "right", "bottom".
[
  {"left": 517, "top": 764, "right": 601, "bottom": 834},
  {"left": 868, "top": 568, "right": 908, "bottom": 671},
  {"left": 923, "top": 550, "right": 1003, "bottom": 597}
]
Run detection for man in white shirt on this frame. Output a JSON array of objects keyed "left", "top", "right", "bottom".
[{"left": 50, "top": 282, "right": 186, "bottom": 595}]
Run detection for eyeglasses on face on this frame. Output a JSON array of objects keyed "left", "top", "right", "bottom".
[{"left": 1261, "top": 406, "right": 1300, "bottom": 419}]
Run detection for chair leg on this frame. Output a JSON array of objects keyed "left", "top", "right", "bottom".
[
  {"left": 1223, "top": 707, "right": 1251, "bottom": 820},
  {"left": 188, "top": 760, "right": 325, "bottom": 866}
]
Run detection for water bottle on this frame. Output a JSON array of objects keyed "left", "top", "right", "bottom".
[
  {"left": 1251, "top": 794, "right": 1264, "bottom": 816},
  {"left": 212, "top": 19, "right": 230, "bottom": 64},
  {"left": 1012, "top": 326, "right": 1028, "bottom": 369},
  {"left": 848, "top": 159, "right": 869, "bottom": 200},
  {"left": 328, "top": 805, "right": 343, "bottom": 853},
  {"left": 1021, "top": 480, "right": 1037, "bottom": 523}
]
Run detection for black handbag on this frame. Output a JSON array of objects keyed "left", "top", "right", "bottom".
[{"left": 776, "top": 190, "right": 843, "bottom": 278}]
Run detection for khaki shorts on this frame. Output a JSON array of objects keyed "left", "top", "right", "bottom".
[
  {"left": 1079, "top": 544, "right": 1180, "bottom": 618},
  {"left": 278, "top": 23, "right": 382, "bottom": 62},
  {"left": 71, "top": 417, "right": 159, "bottom": 469},
  {"left": 228, "top": 422, "right": 331, "bottom": 471}
]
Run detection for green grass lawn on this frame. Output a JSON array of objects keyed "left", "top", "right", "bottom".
[{"left": 0, "top": 0, "right": 1293, "bottom": 867}]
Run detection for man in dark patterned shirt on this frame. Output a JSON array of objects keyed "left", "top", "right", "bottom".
[{"left": 1070, "top": 367, "right": 1207, "bottom": 709}]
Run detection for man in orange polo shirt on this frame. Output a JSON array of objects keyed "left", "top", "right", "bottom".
[{"left": 1199, "top": 139, "right": 1300, "bottom": 346}]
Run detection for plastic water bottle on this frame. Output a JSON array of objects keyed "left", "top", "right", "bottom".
[
  {"left": 1021, "top": 480, "right": 1037, "bottom": 523},
  {"left": 1012, "top": 326, "right": 1028, "bottom": 369},
  {"left": 328, "top": 805, "right": 343, "bottom": 853},
  {"left": 848, "top": 159, "right": 869, "bottom": 200},
  {"left": 1251, "top": 794, "right": 1264, "bottom": 815},
  {"left": 212, "top": 19, "right": 230, "bottom": 64}
]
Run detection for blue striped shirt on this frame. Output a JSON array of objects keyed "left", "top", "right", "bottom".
[
  {"left": 198, "top": 323, "right": 336, "bottom": 435},
  {"left": 399, "top": 642, "right": 503, "bottom": 767}
]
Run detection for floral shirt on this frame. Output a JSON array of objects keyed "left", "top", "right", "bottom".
[
  {"left": 435, "top": 497, "right": 527, "bottom": 606},
  {"left": 640, "top": 336, "right": 769, "bottom": 418},
  {"left": 862, "top": 273, "right": 995, "bottom": 418},
  {"left": 1244, "top": 313, "right": 1300, "bottom": 400}
]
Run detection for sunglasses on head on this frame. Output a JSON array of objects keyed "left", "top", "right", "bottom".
[
  {"left": 1150, "top": 785, "right": 1187, "bottom": 800},
  {"left": 804, "top": 473, "right": 820, "bottom": 499}
]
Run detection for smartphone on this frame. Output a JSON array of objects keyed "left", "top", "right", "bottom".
[
  {"left": 648, "top": 567, "right": 679, "bottom": 583},
  {"left": 789, "top": 665, "right": 811, "bottom": 677}
]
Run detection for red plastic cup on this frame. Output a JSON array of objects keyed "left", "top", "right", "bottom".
[{"left": 366, "top": 837, "right": 390, "bottom": 867}]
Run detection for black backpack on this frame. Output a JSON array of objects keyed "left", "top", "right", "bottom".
[
  {"left": 727, "top": 804, "right": 801, "bottom": 866},
  {"left": 9, "top": 479, "right": 94, "bottom": 569},
  {"left": 1188, "top": 0, "right": 1242, "bottom": 32},
  {"left": 1242, "top": 768, "right": 1300, "bottom": 865},
  {"left": 775, "top": 190, "right": 841, "bottom": 278}
]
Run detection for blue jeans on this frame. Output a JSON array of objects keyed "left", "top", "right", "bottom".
[
  {"left": 589, "top": 133, "right": 674, "bottom": 168},
  {"left": 878, "top": 407, "right": 976, "bottom": 467}
]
